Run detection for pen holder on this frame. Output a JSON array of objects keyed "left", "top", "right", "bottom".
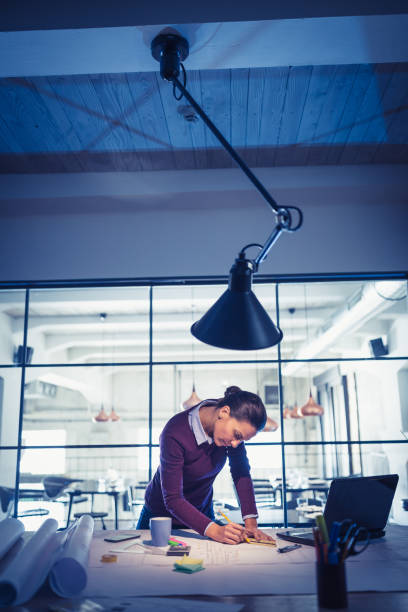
[{"left": 316, "top": 562, "right": 348, "bottom": 609}]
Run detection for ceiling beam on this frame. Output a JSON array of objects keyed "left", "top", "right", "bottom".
[
  {"left": 1, "top": 15, "right": 408, "bottom": 78},
  {"left": 3, "top": 1, "right": 407, "bottom": 31},
  {"left": 1, "top": 165, "right": 406, "bottom": 201}
]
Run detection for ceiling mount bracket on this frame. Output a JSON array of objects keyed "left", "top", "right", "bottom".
[{"left": 151, "top": 33, "right": 189, "bottom": 81}]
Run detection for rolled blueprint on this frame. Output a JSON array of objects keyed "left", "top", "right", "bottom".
[
  {"left": 0, "top": 518, "right": 63, "bottom": 607},
  {"left": 49, "top": 514, "right": 94, "bottom": 597},
  {"left": 0, "top": 518, "right": 24, "bottom": 560}
]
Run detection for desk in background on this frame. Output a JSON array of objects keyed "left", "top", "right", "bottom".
[{"left": 66, "top": 480, "right": 122, "bottom": 529}]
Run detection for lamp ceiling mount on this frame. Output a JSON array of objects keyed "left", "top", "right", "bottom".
[{"left": 151, "top": 33, "right": 189, "bottom": 81}]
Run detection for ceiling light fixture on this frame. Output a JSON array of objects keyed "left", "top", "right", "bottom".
[{"left": 151, "top": 33, "right": 303, "bottom": 350}]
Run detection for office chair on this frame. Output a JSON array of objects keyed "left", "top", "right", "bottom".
[{"left": 0, "top": 486, "right": 49, "bottom": 520}]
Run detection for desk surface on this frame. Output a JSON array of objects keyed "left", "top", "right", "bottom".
[
  {"left": 13, "top": 590, "right": 408, "bottom": 612},
  {"left": 7, "top": 524, "right": 408, "bottom": 611}
]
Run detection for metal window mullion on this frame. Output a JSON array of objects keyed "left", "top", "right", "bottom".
[
  {"left": 14, "top": 288, "right": 30, "bottom": 518},
  {"left": 148, "top": 286, "right": 153, "bottom": 481},
  {"left": 276, "top": 283, "right": 288, "bottom": 527}
]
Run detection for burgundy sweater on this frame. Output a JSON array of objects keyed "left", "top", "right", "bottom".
[{"left": 144, "top": 408, "right": 257, "bottom": 535}]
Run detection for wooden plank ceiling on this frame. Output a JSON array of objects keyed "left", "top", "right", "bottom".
[{"left": 0, "top": 62, "right": 407, "bottom": 173}]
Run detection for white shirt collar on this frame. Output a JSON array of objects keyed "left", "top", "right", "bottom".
[{"left": 188, "top": 403, "right": 213, "bottom": 445}]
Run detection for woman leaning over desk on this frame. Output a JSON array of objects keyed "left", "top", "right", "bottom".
[{"left": 137, "top": 386, "right": 274, "bottom": 545}]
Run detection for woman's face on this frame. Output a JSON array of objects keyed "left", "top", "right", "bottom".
[{"left": 213, "top": 405, "right": 257, "bottom": 448}]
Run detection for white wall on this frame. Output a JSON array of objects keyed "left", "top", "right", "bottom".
[{"left": 1, "top": 195, "right": 407, "bottom": 282}]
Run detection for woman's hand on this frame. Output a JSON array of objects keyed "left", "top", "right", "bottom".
[
  {"left": 206, "top": 521, "right": 246, "bottom": 545},
  {"left": 244, "top": 517, "right": 275, "bottom": 542}
]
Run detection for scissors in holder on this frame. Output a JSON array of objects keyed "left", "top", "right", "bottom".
[{"left": 338, "top": 520, "right": 370, "bottom": 561}]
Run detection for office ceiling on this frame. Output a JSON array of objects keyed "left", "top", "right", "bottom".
[
  {"left": 1, "top": 8, "right": 408, "bottom": 176},
  {"left": 0, "top": 62, "right": 407, "bottom": 174}
]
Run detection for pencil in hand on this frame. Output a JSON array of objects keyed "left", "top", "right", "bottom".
[{"left": 218, "top": 511, "right": 250, "bottom": 543}]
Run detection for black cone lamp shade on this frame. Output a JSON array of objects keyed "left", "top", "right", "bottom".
[{"left": 191, "top": 255, "right": 283, "bottom": 350}]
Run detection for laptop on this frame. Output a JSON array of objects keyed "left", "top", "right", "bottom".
[{"left": 276, "top": 474, "right": 399, "bottom": 546}]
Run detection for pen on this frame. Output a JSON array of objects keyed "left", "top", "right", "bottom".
[
  {"left": 316, "top": 514, "right": 329, "bottom": 563},
  {"left": 328, "top": 521, "right": 340, "bottom": 565},
  {"left": 313, "top": 527, "right": 321, "bottom": 563},
  {"left": 219, "top": 511, "right": 250, "bottom": 543}
]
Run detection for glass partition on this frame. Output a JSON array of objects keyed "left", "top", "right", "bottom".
[
  {"left": 279, "top": 279, "right": 408, "bottom": 360},
  {"left": 0, "top": 290, "right": 26, "bottom": 366},
  {"left": 281, "top": 359, "right": 408, "bottom": 443},
  {"left": 0, "top": 276, "right": 406, "bottom": 529},
  {"left": 283, "top": 442, "right": 407, "bottom": 525},
  {"left": 152, "top": 362, "right": 281, "bottom": 445},
  {"left": 22, "top": 365, "right": 149, "bottom": 446},
  {"left": 28, "top": 287, "right": 150, "bottom": 365},
  {"left": 0, "top": 368, "right": 22, "bottom": 446}
]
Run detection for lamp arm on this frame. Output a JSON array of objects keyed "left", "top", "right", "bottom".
[
  {"left": 173, "top": 76, "right": 303, "bottom": 269},
  {"left": 173, "top": 76, "right": 280, "bottom": 215}
]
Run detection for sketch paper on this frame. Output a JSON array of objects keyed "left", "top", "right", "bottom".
[
  {"left": 49, "top": 514, "right": 94, "bottom": 597},
  {"left": 0, "top": 518, "right": 62, "bottom": 606},
  {"left": 0, "top": 518, "right": 24, "bottom": 559},
  {"left": 84, "top": 525, "right": 408, "bottom": 598}
]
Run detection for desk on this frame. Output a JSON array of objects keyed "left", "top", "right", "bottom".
[
  {"left": 5, "top": 524, "right": 408, "bottom": 611},
  {"left": 66, "top": 480, "right": 122, "bottom": 529}
]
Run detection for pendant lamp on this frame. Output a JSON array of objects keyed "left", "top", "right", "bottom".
[
  {"left": 255, "top": 351, "right": 278, "bottom": 432},
  {"left": 301, "top": 391, "right": 324, "bottom": 416},
  {"left": 264, "top": 416, "right": 279, "bottom": 432},
  {"left": 182, "top": 289, "right": 202, "bottom": 409},
  {"left": 109, "top": 407, "right": 121, "bottom": 421},
  {"left": 290, "top": 403, "right": 304, "bottom": 419},
  {"left": 94, "top": 313, "right": 108, "bottom": 422},
  {"left": 182, "top": 384, "right": 202, "bottom": 410},
  {"left": 300, "top": 287, "right": 324, "bottom": 417},
  {"left": 283, "top": 405, "right": 292, "bottom": 419},
  {"left": 287, "top": 307, "right": 303, "bottom": 419},
  {"left": 109, "top": 337, "right": 121, "bottom": 421},
  {"left": 94, "top": 404, "right": 109, "bottom": 422},
  {"left": 151, "top": 33, "right": 303, "bottom": 350}
]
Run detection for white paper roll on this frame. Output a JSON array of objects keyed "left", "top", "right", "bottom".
[
  {"left": 0, "top": 518, "right": 24, "bottom": 560},
  {"left": 0, "top": 518, "right": 62, "bottom": 607},
  {"left": 49, "top": 514, "right": 94, "bottom": 597}
]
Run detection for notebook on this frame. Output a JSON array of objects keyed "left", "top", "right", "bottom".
[{"left": 276, "top": 473, "right": 399, "bottom": 546}]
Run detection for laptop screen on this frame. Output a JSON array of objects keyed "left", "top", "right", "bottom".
[
  {"left": 324, "top": 474, "right": 399, "bottom": 531},
  {"left": 276, "top": 474, "right": 399, "bottom": 546}
]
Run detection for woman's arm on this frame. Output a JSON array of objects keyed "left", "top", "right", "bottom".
[
  {"left": 228, "top": 444, "right": 274, "bottom": 542},
  {"left": 160, "top": 432, "right": 211, "bottom": 535}
]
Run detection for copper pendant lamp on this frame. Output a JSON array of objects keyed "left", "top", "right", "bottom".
[
  {"left": 182, "top": 290, "right": 202, "bottom": 410},
  {"left": 94, "top": 404, "right": 109, "bottom": 422},
  {"left": 301, "top": 287, "right": 324, "bottom": 417},
  {"left": 263, "top": 416, "right": 279, "bottom": 431},
  {"left": 301, "top": 391, "right": 324, "bottom": 416},
  {"left": 290, "top": 403, "right": 303, "bottom": 419},
  {"left": 283, "top": 405, "right": 292, "bottom": 419},
  {"left": 109, "top": 407, "right": 121, "bottom": 421},
  {"left": 182, "top": 383, "right": 202, "bottom": 410}
]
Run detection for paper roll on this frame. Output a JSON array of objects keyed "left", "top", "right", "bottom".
[
  {"left": 0, "top": 518, "right": 24, "bottom": 560},
  {"left": 49, "top": 514, "right": 94, "bottom": 597},
  {"left": 0, "top": 518, "right": 62, "bottom": 607}
]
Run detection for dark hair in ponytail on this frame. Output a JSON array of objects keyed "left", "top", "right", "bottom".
[{"left": 215, "top": 386, "right": 267, "bottom": 431}]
